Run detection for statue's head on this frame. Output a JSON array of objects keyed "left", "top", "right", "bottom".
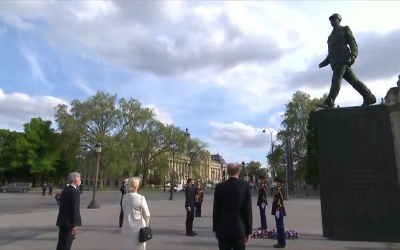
[{"left": 329, "top": 13, "right": 342, "bottom": 28}]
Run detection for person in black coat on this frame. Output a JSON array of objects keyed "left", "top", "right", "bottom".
[
  {"left": 271, "top": 178, "right": 286, "bottom": 249},
  {"left": 185, "top": 178, "right": 197, "bottom": 236},
  {"left": 119, "top": 180, "right": 127, "bottom": 228},
  {"left": 56, "top": 172, "right": 82, "bottom": 250},
  {"left": 213, "top": 163, "right": 252, "bottom": 250},
  {"left": 257, "top": 182, "right": 268, "bottom": 230}
]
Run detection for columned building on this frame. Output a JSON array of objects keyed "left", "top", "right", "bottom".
[{"left": 80, "top": 151, "right": 228, "bottom": 188}]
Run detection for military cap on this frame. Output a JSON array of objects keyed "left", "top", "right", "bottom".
[{"left": 329, "top": 13, "right": 342, "bottom": 21}]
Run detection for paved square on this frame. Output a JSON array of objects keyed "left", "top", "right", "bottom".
[{"left": 0, "top": 195, "right": 398, "bottom": 249}]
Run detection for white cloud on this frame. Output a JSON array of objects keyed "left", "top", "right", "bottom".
[
  {"left": 19, "top": 47, "right": 49, "bottom": 87},
  {"left": 210, "top": 121, "right": 277, "bottom": 149},
  {"left": 0, "top": 89, "right": 67, "bottom": 131},
  {"left": 146, "top": 105, "right": 173, "bottom": 125}
]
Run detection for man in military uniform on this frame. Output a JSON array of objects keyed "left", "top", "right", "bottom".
[
  {"left": 318, "top": 14, "right": 376, "bottom": 109},
  {"left": 195, "top": 185, "right": 204, "bottom": 217},
  {"left": 271, "top": 178, "right": 286, "bottom": 249}
]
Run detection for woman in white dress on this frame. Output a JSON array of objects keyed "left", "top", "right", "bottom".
[{"left": 121, "top": 178, "right": 150, "bottom": 250}]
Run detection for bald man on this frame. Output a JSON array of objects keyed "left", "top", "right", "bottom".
[{"left": 213, "top": 163, "right": 253, "bottom": 250}]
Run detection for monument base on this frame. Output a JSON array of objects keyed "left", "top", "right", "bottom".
[{"left": 316, "top": 104, "right": 400, "bottom": 242}]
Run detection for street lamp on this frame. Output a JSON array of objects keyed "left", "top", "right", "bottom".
[
  {"left": 242, "top": 161, "right": 249, "bottom": 181},
  {"left": 163, "top": 173, "right": 167, "bottom": 192},
  {"left": 169, "top": 140, "right": 178, "bottom": 201},
  {"left": 88, "top": 142, "right": 102, "bottom": 209},
  {"left": 76, "top": 153, "right": 85, "bottom": 169},
  {"left": 262, "top": 127, "right": 278, "bottom": 179}
]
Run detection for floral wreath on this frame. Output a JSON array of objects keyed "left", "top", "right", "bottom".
[{"left": 252, "top": 229, "right": 299, "bottom": 239}]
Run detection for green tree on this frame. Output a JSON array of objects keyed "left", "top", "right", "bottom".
[
  {"left": 277, "top": 91, "right": 326, "bottom": 181},
  {"left": 267, "top": 143, "right": 285, "bottom": 178},
  {"left": 304, "top": 110, "right": 319, "bottom": 187},
  {"left": 183, "top": 137, "right": 208, "bottom": 177},
  {"left": 21, "top": 118, "right": 61, "bottom": 186}
]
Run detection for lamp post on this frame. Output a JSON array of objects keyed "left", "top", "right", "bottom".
[
  {"left": 88, "top": 142, "right": 102, "bottom": 209},
  {"left": 163, "top": 174, "right": 167, "bottom": 192},
  {"left": 242, "top": 161, "right": 248, "bottom": 181},
  {"left": 262, "top": 127, "right": 277, "bottom": 179},
  {"left": 76, "top": 153, "right": 85, "bottom": 170},
  {"left": 169, "top": 140, "right": 178, "bottom": 201}
]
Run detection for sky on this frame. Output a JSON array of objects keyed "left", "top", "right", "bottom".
[{"left": 0, "top": 1, "right": 399, "bottom": 167}]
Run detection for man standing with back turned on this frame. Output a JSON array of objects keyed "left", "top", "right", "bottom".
[
  {"left": 56, "top": 172, "right": 82, "bottom": 250},
  {"left": 318, "top": 13, "right": 376, "bottom": 109},
  {"left": 213, "top": 163, "right": 253, "bottom": 250}
]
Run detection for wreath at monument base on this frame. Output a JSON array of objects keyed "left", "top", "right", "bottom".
[{"left": 252, "top": 229, "right": 299, "bottom": 239}]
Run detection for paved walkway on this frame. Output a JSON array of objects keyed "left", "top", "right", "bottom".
[{"left": 0, "top": 196, "right": 398, "bottom": 249}]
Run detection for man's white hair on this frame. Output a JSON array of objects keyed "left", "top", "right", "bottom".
[{"left": 68, "top": 172, "right": 81, "bottom": 184}]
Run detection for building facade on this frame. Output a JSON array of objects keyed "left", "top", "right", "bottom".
[{"left": 80, "top": 151, "right": 227, "bottom": 188}]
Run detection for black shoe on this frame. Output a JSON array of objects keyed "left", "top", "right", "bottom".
[
  {"left": 186, "top": 232, "right": 197, "bottom": 236},
  {"left": 258, "top": 227, "right": 267, "bottom": 230},
  {"left": 273, "top": 244, "right": 285, "bottom": 248},
  {"left": 361, "top": 94, "right": 376, "bottom": 107},
  {"left": 317, "top": 103, "right": 333, "bottom": 109}
]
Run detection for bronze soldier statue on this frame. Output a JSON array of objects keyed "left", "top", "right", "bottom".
[{"left": 318, "top": 14, "right": 376, "bottom": 109}]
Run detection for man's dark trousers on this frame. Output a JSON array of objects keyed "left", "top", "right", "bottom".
[
  {"left": 259, "top": 205, "right": 267, "bottom": 229},
  {"left": 56, "top": 227, "right": 74, "bottom": 250},
  {"left": 186, "top": 208, "right": 195, "bottom": 233},
  {"left": 275, "top": 214, "right": 286, "bottom": 246},
  {"left": 217, "top": 238, "right": 245, "bottom": 250},
  {"left": 195, "top": 202, "right": 202, "bottom": 216},
  {"left": 119, "top": 208, "right": 124, "bottom": 227}
]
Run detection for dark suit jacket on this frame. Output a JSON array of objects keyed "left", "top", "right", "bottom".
[
  {"left": 185, "top": 185, "right": 195, "bottom": 209},
  {"left": 213, "top": 177, "right": 252, "bottom": 240},
  {"left": 56, "top": 185, "right": 82, "bottom": 228}
]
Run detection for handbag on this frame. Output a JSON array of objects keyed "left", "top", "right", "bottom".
[{"left": 139, "top": 196, "right": 153, "bottom": 243}]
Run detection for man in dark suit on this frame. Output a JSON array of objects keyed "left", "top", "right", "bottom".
[
  {"left": 213, "top": 163, "right": 253, "bottom": 250},
  {"left": 119, "top": 180, "right": 127, "bottom": 228},
  {"left": 56, "top": 172, "right": 82, "bottom": 250},
  {"left": 185, "top": 178, "right": 197, "bottom": 236}
]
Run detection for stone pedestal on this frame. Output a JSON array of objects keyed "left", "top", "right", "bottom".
[
  {"left": 315, "top": 103, "right": 400, "bottom": 242},
  {"left": 384, "top": 87, "right": 400, "bottom": 105}
]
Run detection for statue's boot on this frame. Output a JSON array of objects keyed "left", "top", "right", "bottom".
[{"left": 361, "top": 94, "right": 376, "bottom": 107}]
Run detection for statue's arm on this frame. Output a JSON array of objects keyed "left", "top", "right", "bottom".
[
  {"left": 345, "top": 26, "right": 358, "bottom": 58},
  {"left": 322, "top": 55, "right": 330, "bottom": 64}
]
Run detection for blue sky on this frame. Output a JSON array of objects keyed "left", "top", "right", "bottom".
[{"left": 0, "top": 1, "right": 399, "bottom": 166}]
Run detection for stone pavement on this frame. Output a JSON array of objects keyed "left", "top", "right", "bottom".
[{"left": 0, "top": 195, "right": 399, "bottom": 250}]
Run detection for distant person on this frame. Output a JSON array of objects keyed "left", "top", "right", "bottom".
[
  {"left": 185, "top": 178, "right": 197, "bottom": 236},
  {"left": 48, "top": 183, "right": 53, "bottom": 196},
  {"left": 119, "top": 180, "right": 127, "bottom": 228},
  {"left": 79, "top": 183, "right": 83, "bottom": 194},
  {"left": 121, "top": 178, "right": 150, "bottom": 250},
  {"left": 56, "top": 172, "right": 82, "bottom": 250},
  {"left": 257, "top": 181, "right": 268, "bottom": 230},
  {"left": 195, "top": 185, "right": 204, "bottom": 217},
  {"left": 271, "top": 178, "right": 286, "bottom": 249},
  {"left": 42, "top": 184, "right": 47, "bottom": 196},
  {"left": 213, "top": 163, "right": 252, "bottom": 250}
]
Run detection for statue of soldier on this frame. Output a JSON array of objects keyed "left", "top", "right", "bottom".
[{"left": 317, "top": 14, "right": 376, "bottom": 109}]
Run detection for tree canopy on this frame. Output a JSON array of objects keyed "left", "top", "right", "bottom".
[
  {"left": 266, "top": 90, "right": 327, "bottom": 186},
  {"left": 0, "top": 91, "right": 211, "bottom": 187}
]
